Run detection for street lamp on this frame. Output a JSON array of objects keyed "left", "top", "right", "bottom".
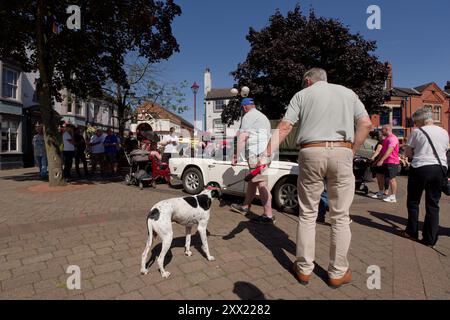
[
  {"left": 191, "top": 82, "right": 200, "bottom": 158},
  {"left": 191, "top": 82, "right": 199, "bottom": 131}
]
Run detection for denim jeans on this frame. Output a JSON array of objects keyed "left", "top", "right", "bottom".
[
  {"left": 318, "top": 190, "right": 328, "bottom": 219},
  {"left": 35, "top": 156, "right": 48, "bottom": 178}
]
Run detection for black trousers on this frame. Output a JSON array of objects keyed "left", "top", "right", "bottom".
[
  {"left": 63, "top": 151, "right": 75, "bottom": 178},
  {"left": 75, "top": 151, "right": 88, "bottom": 176},
  {"left": 406, "top": 165, "right": 445, "bottom": 245}
]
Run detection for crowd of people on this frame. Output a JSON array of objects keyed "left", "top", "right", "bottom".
[
  {"left": 33, "top": 124, "right": 124, "bottom": 181},
  {"left": 32, "top": 122, "right": 229, "bottom": 182}
]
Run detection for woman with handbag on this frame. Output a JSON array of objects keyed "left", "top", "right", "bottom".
[{"left": 402, "top": 107, "right": 449, "bottom": 247}]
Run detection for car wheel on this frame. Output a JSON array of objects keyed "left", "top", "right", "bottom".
[
  {"left": 182, "top": 167, "right": 204, "bottom": 195},
  {"left": 273, "top": 176, "right": 299, "bottom": 214}
]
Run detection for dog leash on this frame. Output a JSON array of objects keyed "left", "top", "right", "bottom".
[{"left": 224, "top": 164, "right": 268, "bottom": 189}]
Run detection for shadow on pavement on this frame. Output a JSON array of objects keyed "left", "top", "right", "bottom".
[
  {"left": 145, "top": 236, "right": 206, "bottom": 270},
  {"left": 222, "top": 220, "right": 329, "bottom": 285},
  {"left": 0, "top": 171, "right": 46, "bottom": 182},
  {"left": 233, "top": 281, "right": 266, "bottom": 300},
  {"left": 352, "top": 210, "right": 450, "bottom": 239}
]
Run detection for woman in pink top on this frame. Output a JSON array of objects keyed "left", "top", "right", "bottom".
[{"left": 372, "top": 125, "right": 400, "bottom": 203}]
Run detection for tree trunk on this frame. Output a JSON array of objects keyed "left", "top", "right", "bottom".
[
  {"left": 118, "top": 103, "right": 125, "bottom": 138},
  {"left": 36, "top": 0, "right": 65, "bottom": 186}
]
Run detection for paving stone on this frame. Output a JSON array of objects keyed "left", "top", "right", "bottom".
[
  {"left": 22, "top": 253, "right": 53, "bottom": 265},
  {"left": 92, "top": 261, "right": 124, "bottom": 275},
  {"left": 84, "top": 283, "right": 124, "bottom": 300},
  {"left": 116, "top": 291, "right": 144, "bottom": 300},
  {"left": 156, "top": 276, "right": 192, "bottom": 295},
  {"left": 2, "top": 272, "right": 41, "bottom": 291},
  {"left": 119, "top": 276, "right": 146, "bottom": 292},
  {"left": 199, "top": 277, "right": 234, "bottom": 295}
]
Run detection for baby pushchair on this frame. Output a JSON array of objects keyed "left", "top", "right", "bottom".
[
  {"left": 353, "top": 156, "right": 372, "bottom": 195},
  {"left": 124, "top": 149, "right": 153, "bottom": 190}
]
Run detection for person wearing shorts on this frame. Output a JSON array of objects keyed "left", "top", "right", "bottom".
[
  {"left": 230, "top": 98, "right": 273, "bottom": 224},
  {"left": 373, "top": 125, "right": 400, "bottom": 203}
]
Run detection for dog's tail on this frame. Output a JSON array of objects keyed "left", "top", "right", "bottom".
[{"left": 147, "top": 208, "right": 159, "bottom": 240}]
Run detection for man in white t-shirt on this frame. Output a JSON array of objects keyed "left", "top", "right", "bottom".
[
  {"left": 403, "top": 107, "right": 449, "bottom": 247},
  {"left": 63, "top": 125, "right": 75, "bottom": 179},
  {"left": 230, "top": 98, "right": 273, "bottom": 224},
  {"left": 161, "top": 127, "right": 178, "bottom": 163},
  {"left": 89, "top": 129, "right": 106, "bottom": 175}
]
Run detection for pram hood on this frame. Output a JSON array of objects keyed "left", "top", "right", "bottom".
[{"left": 130, "top": 149, "right": 151, "bottom": 157}]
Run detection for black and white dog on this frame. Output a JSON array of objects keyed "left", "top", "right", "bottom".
[{"left": 140, "top": 187, "right": 221, "bottom": 278}]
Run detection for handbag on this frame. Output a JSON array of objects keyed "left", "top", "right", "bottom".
[{"left": 419, "top": 128, "right": 450, "bottom": 196}]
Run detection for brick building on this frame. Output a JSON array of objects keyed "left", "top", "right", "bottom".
[
  {"left": 371, "top": 64, "right": 450, "bottom": 143},
  {"left": 133, "top": 101, "right": 194, "bottom": 138}
]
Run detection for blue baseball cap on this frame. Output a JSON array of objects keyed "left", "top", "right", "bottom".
[{"left": 240, "top": 98, "right": 255, "bottom": 107}]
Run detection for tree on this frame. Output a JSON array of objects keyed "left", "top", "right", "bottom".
[
  {"left": 0, "top": 0, "right": 181, "bottom": 186},
  {"left": 222, "top": 5, "right": 389, "bottom": 125}
]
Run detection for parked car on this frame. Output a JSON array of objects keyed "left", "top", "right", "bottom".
[{"left": 169, "top": 152, "right": 300, "bottom": 214}]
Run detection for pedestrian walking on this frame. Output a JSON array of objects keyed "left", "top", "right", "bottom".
[
  {"left": 402, "top": 107, "right": 449, "bottom": 247},
  {"left": 261, "top": 68, "right": 372, "bottom": 287},
  {"left": 104, "top": 128, "right": 120, "bottom": 176},
  {"left": 62, "top": 124, "right": 75, "bottom": 180},
  {"left": 230, "top": 98, "right": 273, "bottom": 224},
  {"left": 89, "top": 128, "right": 106, "bottom": 176},
  {"left": 372, "top": 125, "right": 400, "bottom": 203},
  {"left": 32, "top": 124, "right": 47, "bottom": 179},
  {"left": 74, "top": 127, "right": 89, "bottom": 178}
]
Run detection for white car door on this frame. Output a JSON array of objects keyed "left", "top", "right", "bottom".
[{"left": 207, "top": 153, "right": 248, "bottom": 194}]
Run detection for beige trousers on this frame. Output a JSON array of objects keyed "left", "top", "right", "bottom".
[{"left": 295, "top": 147, "right": 355, "bottom": 279}]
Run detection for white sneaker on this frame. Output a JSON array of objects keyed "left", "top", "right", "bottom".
[
  {"left": 383, "top": 195, "right": 397, "bottom": 203},
  {"left": 371, "top": 191, "right": 385, "bottom": 199}
]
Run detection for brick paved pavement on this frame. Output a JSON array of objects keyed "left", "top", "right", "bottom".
[{"left": 0, "top": 168, "right": 449, "bottom": 300}]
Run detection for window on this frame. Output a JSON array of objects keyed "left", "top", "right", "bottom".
[
  {"left": 213, "top": 119, "right": 225, "bottom": 133},
  {"left": 380, "top": 112, "right": 390, "bottom": 126},
  {"left": 425, "top": 105, "right": 441, "bottom": 122},
  {"left": 214, "top": 100, "right": 226, "bottom": 113},
  {"left": 392, "top": 107, "right": 403, "bottom": 127},
  {"left": 2, "top": 67, "right": 19, "bottom": 99},
  {"left": 67, "top": 96, "right": 73, "bottom": 113},
  {"left": 75, "top": 99, "right": 82, "bottom": 115},
  {"left": 380, "top": 105, "right": 403, "bottom": 127},
  {"left": 1, "top": 119, "right": 19, "bottom": 152}
]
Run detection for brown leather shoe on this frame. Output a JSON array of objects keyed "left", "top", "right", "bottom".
[
  {"left": 293, "top": 263, "right": 311, "bottom": 285},
  {"left": 328, "top": 269, "right": 352, "bottom": 289}
]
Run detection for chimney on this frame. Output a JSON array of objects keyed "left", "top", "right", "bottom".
[
  {"left": 204, "top": 67, "right": 211, "bottom": 96},
  {"left": 445, "top": 81, "right": 450, "bottom": 92}
]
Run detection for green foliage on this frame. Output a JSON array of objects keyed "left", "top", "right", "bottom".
[
  {"left": 0, "top": 0, "right": 182, "bottom": 101},
  {"left": 222, "top": 5, "right": 388, "bottom": 125}
]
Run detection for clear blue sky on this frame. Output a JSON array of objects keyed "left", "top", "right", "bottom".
[{"left": 152, "top": 0, "right": 450, "bottom": 124}]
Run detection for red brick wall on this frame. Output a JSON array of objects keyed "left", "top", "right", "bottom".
[{"left": 371, "top": 84, "right": 450, "bottom": 141}]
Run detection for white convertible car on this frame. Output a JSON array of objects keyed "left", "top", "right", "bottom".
[{"left": 169, "top": 153, "right": 299, "bottom": 214}]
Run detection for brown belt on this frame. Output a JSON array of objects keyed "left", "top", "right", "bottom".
[{"left": 300, "top": 141, "right": 353, "bottom": 149}]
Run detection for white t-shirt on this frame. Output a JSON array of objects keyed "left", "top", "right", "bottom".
[
  {"left": 406, "top": 125, "right": 449, "bottom": 168},
  {"left": 63, "top": 131, "right": 75, "bottom": 151},
  {"left": 163, "top": 134, "right": 178, "bottom": 154},
  {"left": 90, "top": 134, "right": 106, "bottom": 154},
  {"left": 239, "top": 108, "right": 271, "bottom": 158}
]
